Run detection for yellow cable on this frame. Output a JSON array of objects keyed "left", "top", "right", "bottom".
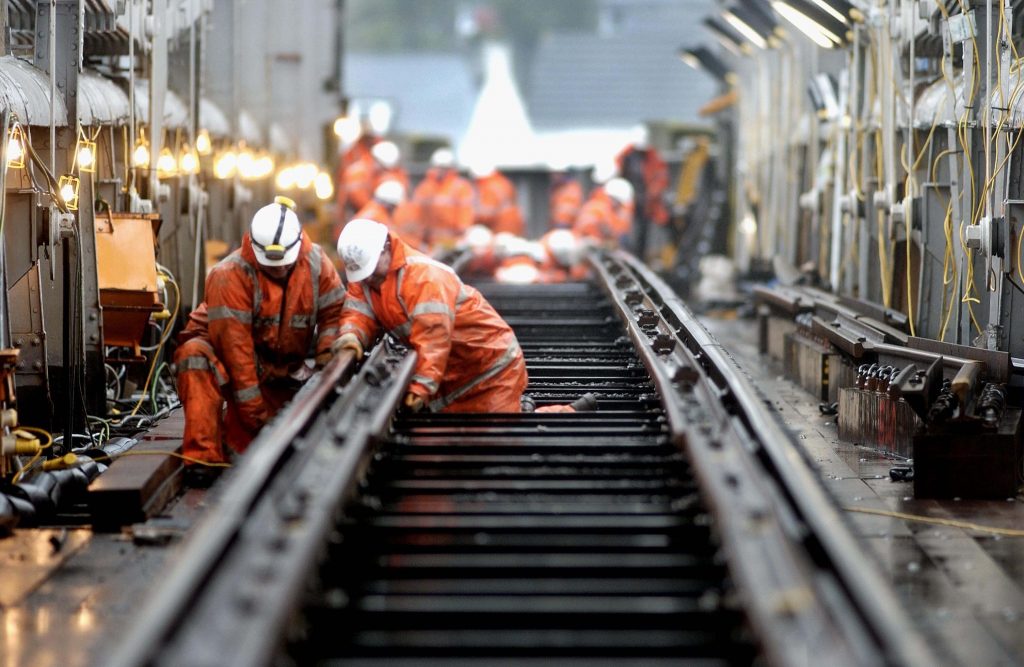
[
  {"left": 92, "top": 450, "right": 232, "bottom": 468},
  {"left": 845, "top": 506, "right": 1024, "bottom": 537},
  {"left": 127, "top": 275, "right": 180, "bottom": 419},
  {"left": 10, "top": 427, "right": 53, "bottom": 484}
]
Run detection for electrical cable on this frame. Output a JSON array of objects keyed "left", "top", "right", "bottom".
[
  {"left": 89, "top": 450, "right": 231, "bottom": 468},
  {"left": 845, "top": 506, "right": 1024, "bottom": 537}
]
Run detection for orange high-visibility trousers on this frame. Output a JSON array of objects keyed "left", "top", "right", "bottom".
[{"left": 175, "top": 338, "right": 295, "bottom": 464}]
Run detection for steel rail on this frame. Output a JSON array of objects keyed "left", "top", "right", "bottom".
[
  {"left": 590, "top": 249, "right": 937, "bottom": 667},
  {"left": 107, "top": 344, "right": 415, "bottom": 667}
]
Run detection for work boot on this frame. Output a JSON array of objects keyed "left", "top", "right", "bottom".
[
  {"left": 569, "top": 392, "right": 599, "bottom": 412},
  {"left": 183, "top": 465, "right": 223, "bottom": 489}
]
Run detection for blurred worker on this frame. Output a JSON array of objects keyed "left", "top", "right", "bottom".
[
  {"left": 347, "top": 180, "right": 423, "bottom": 250},
  {"left": 335, "top": 116, "right": 379, "bottom": 216},
  {"left": 469, "top": 159, "right": 525, "bottom": 236},
  {"left": 549, "top": 166, "right": 583, "bottom": 229},
  {"left": 334, "top": 219, "right": 527, "bottom": 413},
  {"left": 174, "top": 197, "right": 345, "bottom": 485},
  {"left": 573, "top": 177, "right": 634, "bottom": 245},
  {"left": 493, "top": 235, "right": 545, "bottom": 285},
  {"left": 337, "top": 140, "right": 407, "bottom": 220},
  {"left": 411, "top": 148, "right": 474, "bottom": 251},
  {"left": 615, "top": 127, "right": 669, "bottom": 258},
  {"left": 458, "top": 224, "right": 500, "bottom": 277},
  {"left": 538, "top": 228, "right": 587, "bottom": 283}
]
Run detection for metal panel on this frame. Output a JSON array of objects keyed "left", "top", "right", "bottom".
[
  {"left": 0, "top": 55, "right": 69, "bottom": 126},
  {"left": 78, "top": 69, "right": 131, "bottom": 126}
]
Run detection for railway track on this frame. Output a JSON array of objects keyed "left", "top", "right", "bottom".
[{"left": 110, "top": 251, "right": 935, "bottom": 667}]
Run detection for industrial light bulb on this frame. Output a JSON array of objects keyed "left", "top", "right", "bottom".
[
  {"left": 294, "top": 163, "right": 317, "bottom": 190},
  {"left": 57, "top": 174, "right": 80, "bottom": 211},
  {"left": 314, "top": 171, "right": 334, "bottom": 200},
  {"left": 77, "top": 145, "right": 95, "bottom": 170},
  {"left": 195, "top": 129, "right": 212, "bottom": 156},
  {"left": 133, "top": 144, "right": 150, "bottom": 168},
  {"left": 255, "top": 155, "right": 274, "bottom": 179},
  {"left": 179, "top": 147, "right": 199, "bottom": 175},
  {"left": 237, "top": 149, "right": 257, "bottom": 180},
  {"left": 213, "top": 150, "right": 237, "bottom": 179},
  {"left": 6, "top": 135, "right": 24, "bottom": 169},
  {"left": 275, "top": 167, "right": 296, "bottom": 190},
  {"left": 156, "top": 148, "right": 177, "bottom": 177}
]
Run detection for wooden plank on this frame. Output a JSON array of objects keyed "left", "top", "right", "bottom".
[{"left": 87, "top": 410, "right": 185, "bottom": 527}]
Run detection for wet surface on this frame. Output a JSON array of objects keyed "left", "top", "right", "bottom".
[{"left": 703, "top": 313, "right": 1024, "bottom": 666}]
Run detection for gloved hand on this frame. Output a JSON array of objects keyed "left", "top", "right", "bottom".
[
  {"left": 403, "top": 392, "right": 426, "bottom": 412},
  {"left": 331, "top": 333, "right": 364, "bottom": 358}
]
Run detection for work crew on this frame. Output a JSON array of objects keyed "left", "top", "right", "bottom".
[
  {"left": 469, "top": 160, "right": 525, "bottom": 236},
  {"left": 334, "top": 218, "right": 528, "bottom": 413},
  {"left": 337, "top": 140, "right": 407, "bottom": 219},
  {"left": 573, "top": 177, "right": 635, "bottom": 244},
  {"left": 615, "top": 128, "right": 669, "bottom": 258},
  {"left": 549, "top": 167, "right": 583, "bottom": 229},
  {"left": 411, "top": 148, "right": 474, "bottom": 251},
  {"left": 175, "top": 197, "right": 345, "bottom": 484},
  {"left": 538, "top": 228, "right": 587, "bottom": 283},
  {"left": 350, "top": 179, "right": 423, "bottom": 250}
]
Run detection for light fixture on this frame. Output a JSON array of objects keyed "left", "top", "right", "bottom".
[
  {"left": 156, "top": 147, "right": 178, "bottom": 178},
  {"left": 808, "top": 0, "right": 862, "bottom": 25},
  {"left": 679, "top": 46, "right": 738, "bottom": 85},
  {"left": 703, "top": 17, "right": 749, "bottom": 56},
  {"left": 179, "top": 145, "right": 200, "bottom": 175},
  {"left": 213, "top": 150, "right": 237, "bottom": 179},
  {"left": 275, "top": 166, "right": 297, "bottom": 190},
  {"left": 333, "top": 116, "right": 361, "bottom": 144},
  {"left": 195, "top": 129, "right": 212, "bottom": 156},
  {"left": 6, "top": 124, "right": 25, "bottom": 169},
  {"left": 314, "top": 171, "right": 334, "bottom": 200},
  {"left": 772, "top": 0, "right": 846, "bottom": 47},
  {"left": 75, "top": 136, "right": 97, "bottom": 173},
  {"left": 58, "top": 174, "right": 80, "bottom": 211},
  {"left": 294, "top": 163, "right": 317, "bottom": 190},
  {"left": 254, "top": 154, "right": 274, "bottom": 179},
  {"left": 236, "top": 146, "right": 258, "bottom": 180},
  {"left": 723, "top": 9, "right": 769, "bottom": 49}
]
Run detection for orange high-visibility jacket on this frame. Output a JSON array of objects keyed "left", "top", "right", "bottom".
[
  {"left": 352, "top": 198, "right": 424, "bottom": 251},
  {"left": 338, "top": 233, "right": 523, "bottom": 411},
  {"left": 473, "top": 171, "right": 524, "bottom": 236},
  {"left": 573, "top": 187, "right": 633, "bottom": 242},
  {"left": 203, "top": 234, "right": 345, "bottom": 428},
  {"left": 549, "top": 178, "right": 583, "bottom": 229},
  {"left": 411, "top": 168, "right": 474, "bottom": 248},
  {"left": 615, "top": 144, "right": 670, "bottom": 226}
]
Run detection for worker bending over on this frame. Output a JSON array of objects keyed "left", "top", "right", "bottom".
[
  {"left": 175, "top": 197, "right": 345, "bottom": 484},
  {"left": 334, "top": 218, "right": 527, "bottom": 412}
]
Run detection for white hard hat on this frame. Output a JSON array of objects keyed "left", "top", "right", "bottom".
[
  {"left": 604, "top": 177, "right": 634, "bottom": 205},
  {"left": 374, "top": 179, "right": 406, "bottom": 206},
  {"left": 430, "top": 148, "right": 455, "bottom": 169},
  {"left": 371, "top": 141, "right": 400, "bottom": 169},
  {"left": 630, "top": 125, "right": 650, "bottom": 149},
  {"left": 468, "top": 159, "right": 495, "bottom": 179},
  {"left": 337, "top": 218, "right": 389, "bottom": 283},
  {"left": 591, "top": 160, "right": 618, "bottom": 184},
  {"left": 545, "top": 229, "right": 579, "bottom": 267},
  {"left": 461, "top": 224, "right": 494, "bottom": 252},
  {"left": 250, "top": 196, "right": 302, "bottom": 267}
]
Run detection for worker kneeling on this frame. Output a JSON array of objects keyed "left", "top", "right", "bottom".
[
  {"left": 175, "top": 197, "right": 345, "bottom": 483},
  {"left": 335, "top": 218, "right": 527, "bottom": 413}
]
